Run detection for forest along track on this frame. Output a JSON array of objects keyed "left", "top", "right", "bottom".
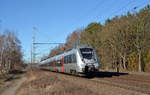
[{"left": 89, "top": 74, "right": 150, "bottom": 94}]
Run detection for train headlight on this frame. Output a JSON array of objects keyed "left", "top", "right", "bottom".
[
  {"left": 94, "top": 59, "right": 96, "bottom": 63},
  {"left": 82, "top": 59, "right": 85, "bottom": 63}
]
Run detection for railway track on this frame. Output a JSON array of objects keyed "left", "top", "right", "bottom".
[
  {"left": 64, "top": 72, "right": 150, "bottom": 94},
  {"left": 112, "top": 75, "right": 150, "bottom": 83},
  {"left": 90, "top": 78, "right": 150, "bottom": 94},
  {"left": 42, "top": 69, "right": 150, "bottom": 95}
]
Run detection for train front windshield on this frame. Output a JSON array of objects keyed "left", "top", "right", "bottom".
[{"left": 80, "top": 48, "right": 94, "bottom": 59}]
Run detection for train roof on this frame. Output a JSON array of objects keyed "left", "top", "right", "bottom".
[
  {"left": 74, "top": 44, "right": 93, "bottom": 49},
  {"left": 40, "top": 44, "right": 93, "bottom": 63}
]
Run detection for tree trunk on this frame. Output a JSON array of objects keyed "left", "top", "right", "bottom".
[
  {"left": 123, "top": 55, "right": 126, "bottom": 70},
  {"left": 138, "top": 49, "right": 142, "bottom": 72},
  {"left": 116, "top": 61, "right": 119, "bottom": 73}
]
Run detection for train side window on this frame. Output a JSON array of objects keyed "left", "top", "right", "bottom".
[
  {"left": 64, "top": 56, "right": 66, "bottom": 64},
  {"left": 64, "top": 56, "right": 67, "bottom": 64},
  {"left": 55, "top": 60, "right": 57, "bottom": 66},
  {"left": 70, "top": 55, "right": 72, "bottom": 63},
  {"left": 73, "top": 54, "right": 76, "bottom": 63},
  {"left": 71, "top": 54, "right": 73, "bottom": 63},
  {"left": 57, "top": 59, "right": 61, "bottom": 66},
  {"left": 60, "top": 59, "right": 62, "bottom": 66},
  {"left": 51, "top": 61, "right": 53, "bottom": 66},
  {"left": 67, "top": 55, "right": 70, "bottom": 64},
  {"left": 67, "top": 56, "right": 69, "bottom": 64},
  {"left": 50, "top": 62, "right": 53, "bottom": 66},
  {"left": 66, "top": 56, "right": 67, "bottom": 64},
  {"left": 69, "top": 55, "right": 72, "bottom": 63},
  {"left": 49, "top": 62, "right": 52, "bottom": 66},
  {"left": 67, "top": 55, "right": 69, "bottom": 64},
  {"left": 56, "top": 60, "right": 58, "bottom": 66}
]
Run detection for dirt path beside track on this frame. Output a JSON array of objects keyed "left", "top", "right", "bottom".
[{"left": 1, "top": 76, "right": 27, "bottom": 95}]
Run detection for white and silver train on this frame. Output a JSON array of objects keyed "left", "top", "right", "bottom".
[{"left": 40, "top": 45, "right": 100, "bottom": 75}]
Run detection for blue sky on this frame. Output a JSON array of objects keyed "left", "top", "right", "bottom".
[{"left": 0, "top": 0, "right": 150, "bottom": 61}]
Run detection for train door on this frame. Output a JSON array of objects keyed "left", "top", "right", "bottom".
[
  {"left": 53, "top": 60, "right": 55, "bottom": 72},
  {"left": 61, "top": 56, "right": 64, "bottom": 72},
  {"left": 64, "top": 55, "right": 70, "bottom": 73},
  {"left": 66, "top": 54, "right": 77, "bottom": 73},
  {"left": 71, "top": 54, "right": 77, "bottom": 72}
]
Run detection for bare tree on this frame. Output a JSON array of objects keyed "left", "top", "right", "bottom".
[{"left": 0, "top": 30, "right": 23, "bottom": 76}]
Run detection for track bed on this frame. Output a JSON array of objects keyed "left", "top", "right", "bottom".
[{"left": 17, "top": 69, "right": 150, "bottom": 95}]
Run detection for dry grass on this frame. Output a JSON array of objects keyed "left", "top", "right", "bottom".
[
  {"left": 17, "top": 70, "right": 96, "bottom": 95},
  {"left": 17, "top": 70, "right": 144, "bottom": 95}
]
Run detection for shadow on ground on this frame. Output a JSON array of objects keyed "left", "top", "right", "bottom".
[
  {"left": 9, "top": 70, "right": 26, "bottom": 74},
  {"left": 84, "top": 71, "right": 128, "bottom": 79},
  {"left": 4, "top": 70, "right": 26, "bottom": 82},
  {"left": 41, "top": 68, "right": 128, "bottom": 79}
]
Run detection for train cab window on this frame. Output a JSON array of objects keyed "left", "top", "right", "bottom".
[{"left": 80, "top": 48, "right": 94, "bottom": 59}]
